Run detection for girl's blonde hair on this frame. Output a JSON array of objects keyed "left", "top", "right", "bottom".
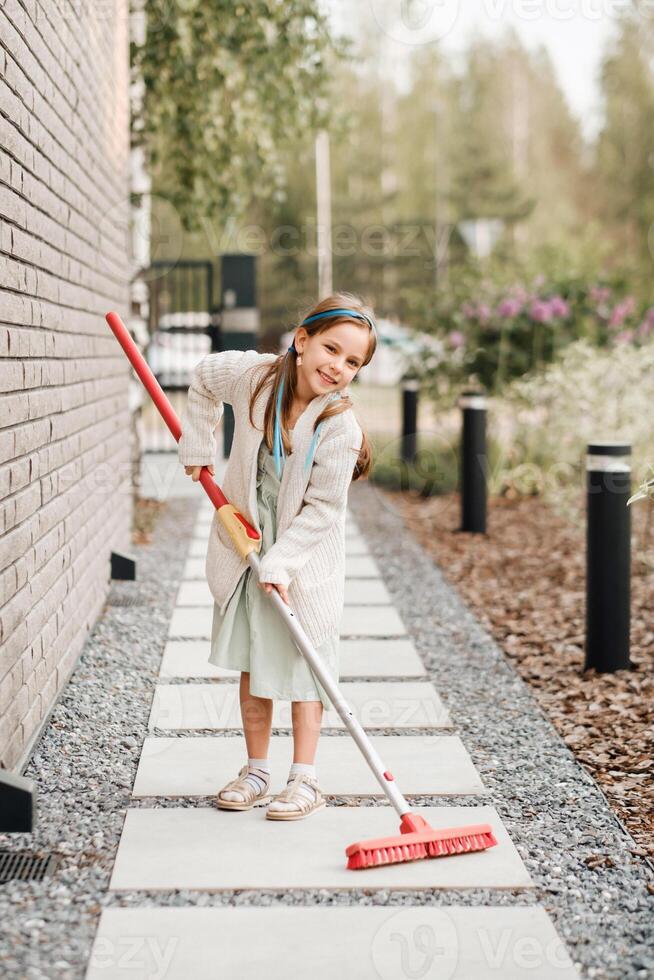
[{"left": 246, "top": 292, "right": 376, "bottom": 480}]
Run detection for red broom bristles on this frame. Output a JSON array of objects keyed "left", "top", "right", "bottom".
[{"left": 346, "top": 822, "right": 498, "bottom": 870}]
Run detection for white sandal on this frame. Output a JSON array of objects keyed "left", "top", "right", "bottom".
[
  {"left": 265, "top": 773, "right": 326, "bottom": 821},
  {"left": 215, "top": 764, "right": 272, "bottom": 811}
]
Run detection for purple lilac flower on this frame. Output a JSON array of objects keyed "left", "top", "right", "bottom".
[
  {"left": 497, "top": 298, "right": 523, "bottom": 318},
  {"left": 613, "top": 329, "right": 634, "bottom": 344},
  {"left": 637, "top": 319, "right": 653, "bottom": 339},
  {"left": 589, "top": 286, "right": 611, "bottom": 303},
  {"left": 549, "top": 295, "right": 570, "bottom": 318},
  {"left": 448, "top": 330, "right": 466, "bottom": 348},
  {"left": 529, "top": 299, "right": 554, "bottom": 323},
  {"left": 609, "top": 296, "right": 636, "bottom": 329},
  {"left": 509, "top": 285, "right": 528, "bottom": 303},
  {"left": 477, "top": 303, "right": 491, "bottom": 325}
]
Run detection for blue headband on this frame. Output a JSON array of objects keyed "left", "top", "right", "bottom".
[
  {"left": 287, "top": 307, "right": 376, "bottom": 354},
  {"left": 299, "top": 308, "right": 377, "bottom": 333},
  {"left": 273, "top": 307, "right": 373, "bottom": 478}
]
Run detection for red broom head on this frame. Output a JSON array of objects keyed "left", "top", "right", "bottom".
[{"left": 345, "top": 818, "right": 498, "bottom": 870}]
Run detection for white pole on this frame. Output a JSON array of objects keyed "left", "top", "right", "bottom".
[{"left": 315, "top": 128, "right": 333, "bottom": 298}]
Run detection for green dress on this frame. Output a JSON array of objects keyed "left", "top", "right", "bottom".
[{"left": 208, "top": 433, "right": 339, "bottom": 710}]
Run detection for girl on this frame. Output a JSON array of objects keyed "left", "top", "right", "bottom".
[{"left": 178, "top": 293, "right": 377, "bottom": 820}]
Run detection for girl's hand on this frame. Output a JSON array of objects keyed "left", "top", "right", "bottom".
[
  {"left": 184, "top": 464, "right": 215, "bottom": 482},
  {"left": 258, "top": 580, "right": 290, "bottom": 605}
]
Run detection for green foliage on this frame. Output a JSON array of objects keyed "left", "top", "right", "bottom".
[
  {"left": 399, "top": 241, "right": 654, "bottom": 401},
  {"left": 132, "top": 0, "right": 344, "bottom": 232},
  {"left": 494, "top": 336, "right": 654, "bottom": 521},
  {"left": 595, "top": 14, "right": 654, "bottom": 284},
  {"left": 368, "top": 433, "right": 459, "bottom": 497},
  {"left": 138, "top": 10, "right": 654, "bottom": 353},
  {"left": 367, "top": 430, "right": 508, "bottom": 500}
]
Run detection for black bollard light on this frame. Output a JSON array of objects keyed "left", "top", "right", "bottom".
[
  {"left": 584, "top": 442, "right": 632, "bottom": 672},
  {"left": 458, "top": 389, "right": 487, "bottom": 533},
  {"left": 401, "top": 379, "right": 419, "bottom": 464}
]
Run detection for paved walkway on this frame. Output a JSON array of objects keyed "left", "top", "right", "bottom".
[
  {"left": 3, "top": 453, "right": 649, "bottom": 978},
  {"left": 84, "top": 453, "right": 589, "bottom": 978}
]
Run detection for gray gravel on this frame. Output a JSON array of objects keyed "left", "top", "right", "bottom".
[{"left": 0, "top": 480, "right": 652, "bottom": 980}]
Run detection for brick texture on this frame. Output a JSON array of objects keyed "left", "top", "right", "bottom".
[{"left": 0, "top": 0, "right": 133, "bottom": 770}]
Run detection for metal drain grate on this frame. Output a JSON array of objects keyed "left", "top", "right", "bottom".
[
  {"left": 0, "top": 850, "right": 60, "bottom": 884},
  {"left": 106, "top": 594, "right": 146, "bottom": 607}
]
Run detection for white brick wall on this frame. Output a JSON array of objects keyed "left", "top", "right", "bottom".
[{"left": 0, "top": 0, "right": 133, "bottom": 770}]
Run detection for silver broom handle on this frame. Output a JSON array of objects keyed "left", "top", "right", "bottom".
[{"left": 247, "top": 551, "right": 412, "bottom": 819}]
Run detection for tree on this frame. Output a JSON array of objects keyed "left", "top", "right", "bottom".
[
  {"left": 595, "top": 14, "right": 654, "bottom": 286},
  {"left": 132, "top": 0, "right": 346, "bottom": 232}
]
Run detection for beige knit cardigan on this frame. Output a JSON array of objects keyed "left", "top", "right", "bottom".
[{"left": 178, "top": 349, "right": 364, "bottom": 649}]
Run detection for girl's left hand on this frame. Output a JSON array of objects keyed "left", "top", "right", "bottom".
[{"left": 258, "top": 581, "right": 290, "bottom": 605}]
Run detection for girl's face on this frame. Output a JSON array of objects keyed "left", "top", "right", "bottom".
[{"left": 295, "top": 322, "right": 369, "bottom": 401}]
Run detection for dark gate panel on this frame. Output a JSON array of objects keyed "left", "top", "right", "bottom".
[
  {"left": 142, "top": 260, "right": 218, "bottom": 454},
  {"left": 147, "top": 261, "right": 216, "bottom": 390}
]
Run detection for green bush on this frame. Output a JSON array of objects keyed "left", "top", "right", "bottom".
[
  {"left": 367, "top": 430, "right": 509, "bottom": 498},
  {"left": 367, "top": 433, "right": 458, "bottom": 496}
]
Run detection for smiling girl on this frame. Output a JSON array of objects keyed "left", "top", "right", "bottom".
[{"left": 179, "top": 293, "right": 377, "bottom": 820}]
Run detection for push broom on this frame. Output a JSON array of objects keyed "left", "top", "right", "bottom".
[{"left": 106, "top": 311, "right": 498, "bottom": 869}]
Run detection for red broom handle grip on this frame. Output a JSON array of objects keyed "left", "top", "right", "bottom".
[{"left": 105, "top": 310, "right": 245, "bottom": 519}]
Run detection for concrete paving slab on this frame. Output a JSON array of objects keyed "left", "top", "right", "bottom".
[
  {"left": 345, "top": 580, "right": 392, "bottom": 604},
  {"left": 175, "top": 578, "right": 392, "bottom": 608},
  {"left": 343, "top": 535, "right": 371, "bottom": 556},
  {"left": 109, "top": 805, "right": 532, "bottom": 891},
  {"left": 159, "top": 640, "right": 227, "bottom": 678},
  {"left": 182, "top": 558, "right": 207, "bottom": 580},
  {"left": 132, "top": 735, "right": 487, "bottom": 797},
  {"left": 189, "top": 539, "right": 209, "bottom": 558},
  {"left": 169, "top": 607, "right": 212, "bottom": 637},
  {"left": 346, "top": 556, "right": 381, "bottom": 578},
  {"left": 86, "top": 905, "right": 579, "bottom": 979},
  {"left": 341, "top": 606, "right": 407, "bottom": 636},
  {"left": 175, "top": 582, "right": 215, "bottom": 606},
  {"left": 340, "top": 638, "right": 425, "bottom": 676},
  {"left": 160, "top": 638, "right": 425, "bottom": 679},
  {"left": 148, "top": 682, "right": 452, "bottom": 730},
  {"left": 169, "top": 604, "right": 407, "bottom": 639}
]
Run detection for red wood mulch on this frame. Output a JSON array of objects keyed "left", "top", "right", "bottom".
[{"left": 387, "top": 487, "right": 654, "bottom": 864}]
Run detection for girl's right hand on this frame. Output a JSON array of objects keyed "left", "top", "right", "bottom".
[
  {"left": 184, "top": 464, "right": 215, "bottom": 482},
  {"left": 258, "top": 580, "right": 290, "bottom": 606}
]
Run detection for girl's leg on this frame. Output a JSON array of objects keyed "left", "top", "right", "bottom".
[
  {"left": 265, "top": 700, "right": 325, "bottom": 817},
  {"left": 240, "top": 671, "right": 273, "bottom": 758},
  {"left": 291, "top": 699, "right": 323, "bottom": 764}
]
